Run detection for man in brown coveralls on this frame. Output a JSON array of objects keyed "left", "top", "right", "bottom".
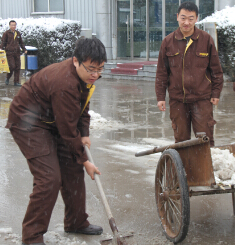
[
  {"left": 0, "top": 20, "right": 27, "bottom": 86},
  {"left": 155, "top": 2, "right": 223, "bottom": 146},
  {"left": 6, "top": 38, "right": 107, "bottom": 245}
]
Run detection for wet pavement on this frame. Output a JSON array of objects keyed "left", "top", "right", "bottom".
[{"left": 0, "top": 72, "right": 235, "bottom": 245}]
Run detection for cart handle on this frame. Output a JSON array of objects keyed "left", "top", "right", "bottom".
[{"left": 135, "top": 136, "right": 209, "bottom": 157}]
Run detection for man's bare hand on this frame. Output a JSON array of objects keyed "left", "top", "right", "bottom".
[
  {"left": 210, "top": 98, "right": 219, "bottom": 105},
  {"left": 83, "top": 160, "right": 101, "bottom": 180},
  {"left": 82, "top": 137, "right": 91, "bottom": 148},
  {"left": 157, "top": 101, "right": 166, "bottom": 111}
]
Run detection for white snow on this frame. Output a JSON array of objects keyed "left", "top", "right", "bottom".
[
  {"left": 44, "top": 231, "right": 87, "bottom": 245},
  {"left": 125, "top": 169, "right": 140, "bottom": 174},
  {"left": 89, "top": 110, "right": 123, "bottom": 130},
  {"left": 211, "top": 147, "right": 235, "bottom": 185},
  {"left": 0, "top": 17, "right": 80, "bottom": 33},
  {"left": 0, "top": 229, "right": 88, "bottom": 245},
  {"left": 198, "top": 6, "right": 235, "bottom": 28},
  {"left": 0, "top": 228, "right": 12, "bottom": 233}
]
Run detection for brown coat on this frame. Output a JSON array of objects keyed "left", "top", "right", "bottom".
[
  {"left": 155, "top": 27, "right": 223, "bottom": 103},
  {"left": 6, "top": 58, "right": 91, "bottom": 163},
  {"left": 0, "top": 29, "right": 26, "bottom": 53}
]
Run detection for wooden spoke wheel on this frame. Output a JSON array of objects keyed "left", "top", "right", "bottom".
[{"left": 155, "top": 149, "right": 190, "bottom": 244}]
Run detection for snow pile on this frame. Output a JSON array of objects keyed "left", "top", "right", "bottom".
[
  {"left": 198, "top": 6, "right": 235, "bottom": 28},
  {"left": 89, "top": 110, "right": 123, "bottom": 131},
  {"left": 211, "top": 148, "right": 235, "bottom": 184}
]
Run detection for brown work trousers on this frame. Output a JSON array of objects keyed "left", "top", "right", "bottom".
[
  {"left": 9, "top": 125, "right": 89, "bottom": 244},
  {"left": 169, "top": 99, "right": 216, "bottom": 146},
  {"left": 6, "top": 52, "right": 21, "bottom": 83}
]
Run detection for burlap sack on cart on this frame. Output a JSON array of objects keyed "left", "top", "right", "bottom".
[{"left": 0, "top": 50, "right": 10, "bottom": 73}]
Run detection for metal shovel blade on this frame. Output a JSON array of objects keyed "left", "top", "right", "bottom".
[{"left": 100, "top": 233, "right": 137, "bottom": 245}]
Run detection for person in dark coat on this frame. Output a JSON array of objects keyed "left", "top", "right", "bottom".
[
  {"left": 0, "top": 20, "right": 27, "bottom": 86},
  {"left": 6, "top": 38, "right": 107, "bottom": 245},
  {"left": 155, "top": 2, "right": 223, "bottom": 146}
]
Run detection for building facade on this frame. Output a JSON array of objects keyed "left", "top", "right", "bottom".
[{"left": 0, "top": 0, "right": 235, "bottom": 60}]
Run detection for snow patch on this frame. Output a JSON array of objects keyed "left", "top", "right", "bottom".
[
  {"left": 89, "top": 110, "right": 123, "bottom": 130},
  {"left": 141, "top": 137, "right": 174, "bottom": 146},
  {"left": 211, "top": 148, "right": 235, "bottom": 184},
  {"left": 0, "top": 227, "right": 12, "bottom": 233},
  {"left": 0, "top": 17, "right": 80, "bottom": 33},
  {"left": 125, "top": 169, "right": 140, "bottom": 174},
  {"left": 198, "top": 6, "right": 235, "bottom": 28},
  {"left": 0, "top": 229, "right": 89, "bottom": 245},
  {"left": 111, "top": 143, "right": 153, "bottom": 153},
  {"left": 1, "top": 97, "right": 13, "bottom": 102},
  {"left": 44, "top": 231, "right": 87, "bottom": 245}
]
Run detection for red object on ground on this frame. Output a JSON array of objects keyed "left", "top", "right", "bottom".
[{"left": 111, "top": 61, "right": 157, "bottom": 75}]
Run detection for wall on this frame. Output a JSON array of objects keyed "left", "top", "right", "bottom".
[{"left": 0, "top": 0, "right": 31, "bottom": 18}]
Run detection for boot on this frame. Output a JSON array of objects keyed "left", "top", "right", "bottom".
[{"left": 65, "top": 224, "right": 103, "bottom": 235}]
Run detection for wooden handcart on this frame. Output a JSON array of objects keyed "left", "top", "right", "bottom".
[{"left": 135, "top": 133, "right": 235, "bottom": 244}]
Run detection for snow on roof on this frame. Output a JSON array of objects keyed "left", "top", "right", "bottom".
[{"left": 198, "top": 5, "right": 235, "bottom": 28}]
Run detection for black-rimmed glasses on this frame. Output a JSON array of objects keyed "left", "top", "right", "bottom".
[{"left": 81, "top": 63, "right": 105, "bottom": 74}]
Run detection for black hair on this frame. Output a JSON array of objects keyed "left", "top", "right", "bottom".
[
  {"left": 73, "top": 38, "right": 107, "bottom": 65},
  {"left": 9, "top": 20, "right": 16, "bottom": 25},
  {"left": 178, "top": 1, "right": 198, "bottom": 16}
]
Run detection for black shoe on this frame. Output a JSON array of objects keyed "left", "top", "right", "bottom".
[
  {"left": 5, "top": 79, "right": 9, "bottom": 85},
  {"left": 22, "top": 243, "right": 45, "bottom": 245},
  {"left": 65, "top": 224, "right": 103, "bottom": 235},
  {"left": 14, "top": 83, "right": 22, "bottom": 86}
]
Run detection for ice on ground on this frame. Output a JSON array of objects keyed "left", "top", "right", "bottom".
[
  {"left": 1, "top": 229, "right": 88, "bottom": 245},
  {"left": 3, "top": 233, "right": 21, "bottom": 244},
  {"left": 111, "top": 143, "right": 154, "bottom": 153},
  {"left": 0, "top": 118, "right": 7, "bottom": 128},
  {"left": 44, "top": 231, "right": 87, "bottom": 245},
  {"left": 125, "top": 169, "right": 140, "bottom": 174},
  {"left": 211, "top": 148, "right": 235, "bottom": 185},
  {"left": 142, "top": 137, "right": 174, "bottom": 146}
]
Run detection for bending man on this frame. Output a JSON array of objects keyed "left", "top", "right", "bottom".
[{"left": 6, "top": 38, "right": 107, "bottom": 245}]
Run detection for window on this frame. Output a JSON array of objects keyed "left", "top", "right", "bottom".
[{"left": 34, "top": 0, "right": 64, "bottom": 13}]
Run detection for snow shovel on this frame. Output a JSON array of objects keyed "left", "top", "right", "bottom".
[{"left": 84, "top": 145, "right": 137, "bottom": 245}]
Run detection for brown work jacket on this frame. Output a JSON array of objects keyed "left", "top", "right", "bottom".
[
  {"left": 155, "top": 27, "right": 223, "bottom": 103},
  {"left": 6, "top": 58, "right": 92, "bottom": 163},
  {"left": 0, "top": 29, "right": 26, "bottom": 54}
]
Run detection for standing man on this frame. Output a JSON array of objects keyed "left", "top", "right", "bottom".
[
  {"left": 0, "top": 20, "right": 27, "bottom": 86},
  {"left": 6, "top": 38, "right": 107, "bottom": 245},
  {"left": 155, "top": 1, "right": 223, "bottom": 146}
]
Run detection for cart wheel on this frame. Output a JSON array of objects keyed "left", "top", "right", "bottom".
[{"left": 155, "top": 149, "right": 190, "bottom": 244}]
